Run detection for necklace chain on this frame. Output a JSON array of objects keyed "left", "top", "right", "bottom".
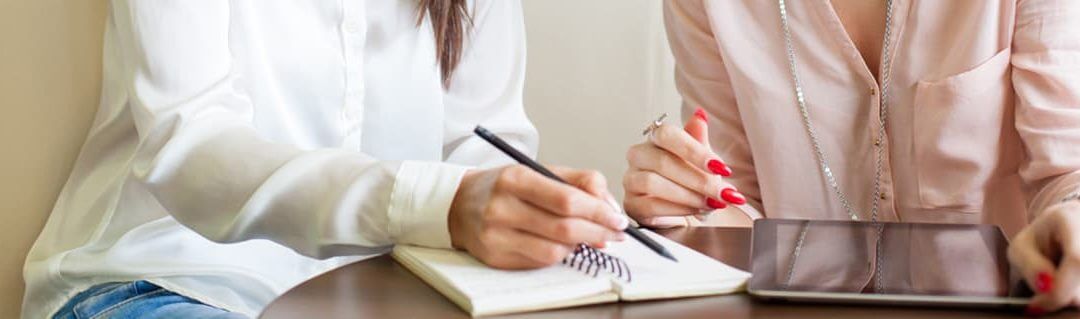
[
  {"left": 778, "top": 0, "right": 896, "bottom": 294},
  {"left": 778, "top": 0, "right": 895, "bottom": 222}
]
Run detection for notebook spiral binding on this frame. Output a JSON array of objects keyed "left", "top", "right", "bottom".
[{"left": 563, "top": 244, "right": 632, "bottom": 282}]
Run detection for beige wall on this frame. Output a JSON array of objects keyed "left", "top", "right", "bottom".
[
  {"left": 0, "top": 0, "right": 107, "bottom": 316},
  {"left": 0, "top": 0, "right": 676, "bottom": 316},
  {"left": 523, "top": 0, "right": 681, "bottom": 199}
]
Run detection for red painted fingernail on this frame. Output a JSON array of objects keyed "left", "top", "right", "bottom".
[
  {"left": 707, "top": 159, "right": 732, "bottom": 177},
  {"left": 706, "top": 197, "right": 727, "bottom": 209},
  {"left": 1025, "top": 305, "right": 1044, "bottom": 317},
  {"left": 721, "top": 188, "right": 747, "bottom": 205},
  {"left": 1036, "top": 272, "right": 1053, "bottom": 293},
  {"left": 694, "top": 107, "right": 708, "bottom": 122}
]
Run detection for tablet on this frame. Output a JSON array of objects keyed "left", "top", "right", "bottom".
[{"left": 748, "top": 219, "right": 1032, "bottom": 307}]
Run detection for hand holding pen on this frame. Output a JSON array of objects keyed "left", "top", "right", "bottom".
[
  {"left": 472, "top": 126, "right": 677, "bottom": 262},
  {"left": 446, "top": 132, "right": 633, "bottom": 270}
]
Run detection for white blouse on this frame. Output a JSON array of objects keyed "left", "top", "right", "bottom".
[{"left": 22, "top": 0, "right": 537, "bottom": 317}]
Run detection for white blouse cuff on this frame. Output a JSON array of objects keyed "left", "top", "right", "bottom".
[{"left": 388, "top": 161, "right": 470, "bottom": 249}]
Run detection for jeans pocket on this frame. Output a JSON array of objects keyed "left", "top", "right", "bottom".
[
  {"left": 68, "top": 281, "right": 163, "bottom": 319},
  {"left": 52, "top": 282, "right": 124, "bottom": 319},
  {"left": 89, "top": 289, "right": 172, "bottom": 319}
]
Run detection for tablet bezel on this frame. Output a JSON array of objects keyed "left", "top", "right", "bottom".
[{"left": 747, "top": 219, "right": 1032, "bottom": 307}]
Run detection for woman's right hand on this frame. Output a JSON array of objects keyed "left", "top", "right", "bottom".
[
  {"left": 448, "top": 165, "right": 629, "bottom": 269},
  {"left": 623, "top": 108, "right": 747, "bottom": 227}
]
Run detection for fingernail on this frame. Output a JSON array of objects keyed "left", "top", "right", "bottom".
[
  {"left": 706, "top": 197, "right": 728, "bottom": 209},
  {"left": 609, "top": 213, "right": 630, "bottom": 230},
  {"left": 609, "top": 231, "right": 627, "bottom": 241},
  {"left": 603, "top": 197, "right": 631, "bottom": 230},
  {"left": 1025, "top": 306, "right": 1044, "bottom": 317},
  {"left": 1036, "top": 272, "right": 1053, "bottom": 293},
  {"left": 707, "top": 159, "right": 732, "bottom": 177},
  {"left": 694, "top": 107, "right": 708, "bottom": 122},
  {"left": 721, "top": 188, "right": 747, "bottom": 205}
]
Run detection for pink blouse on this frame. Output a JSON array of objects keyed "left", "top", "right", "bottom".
[{"left": 665, "top": 0, "right": 1080, "bottom": 237}]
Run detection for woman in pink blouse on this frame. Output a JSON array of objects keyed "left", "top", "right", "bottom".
[{"left": 625, "top": 0, "right": 1080, "bottom": 314}]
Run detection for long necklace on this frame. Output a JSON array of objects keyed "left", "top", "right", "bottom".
[
  {"left": 779, "top": 0, "right": 896, "bottom": 222},
  {"left": 777, "top": 0, "right": 896, "bottom": 293}
]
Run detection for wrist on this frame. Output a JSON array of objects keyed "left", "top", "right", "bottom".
[{"left": 448, "top": 169, "right": 483, "bottom": 250}]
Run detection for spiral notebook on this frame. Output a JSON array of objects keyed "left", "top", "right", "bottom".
[{"left": 392, "top": 229, "right": 750, "bottom": 317}]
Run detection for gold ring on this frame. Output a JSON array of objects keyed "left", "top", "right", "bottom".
[{"left": 641, "top": 113, "right": 668, "bottom": 136}]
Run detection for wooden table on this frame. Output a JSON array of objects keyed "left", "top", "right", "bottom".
[{"left": 261, "top": 227, "right": 1075, "bottom": 318}]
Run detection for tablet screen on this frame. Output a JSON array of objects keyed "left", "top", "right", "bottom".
[{"left": 749, "top": 219, "right": 1033, "bottom": 299}]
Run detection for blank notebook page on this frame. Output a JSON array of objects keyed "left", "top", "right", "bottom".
[{"left": 605, "top": 230, "right": 751, "bottom": 300}]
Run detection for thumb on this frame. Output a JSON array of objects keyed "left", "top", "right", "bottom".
[{"left": 685, "top": 107, "right": 711, "bottom": 148}]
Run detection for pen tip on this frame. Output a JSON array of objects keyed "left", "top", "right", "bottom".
[{"left": 664, "top": 253, "right": 678, "bottom": 262}]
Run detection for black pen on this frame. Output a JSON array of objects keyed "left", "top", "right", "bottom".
[{"left": 473, "top": 125, "right": 678, "bottom": 262}]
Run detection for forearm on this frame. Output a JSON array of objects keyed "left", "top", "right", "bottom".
[{"left": 136, "top": 118, "right": 470, "bottom": 258}]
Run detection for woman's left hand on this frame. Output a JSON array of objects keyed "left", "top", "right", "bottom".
[{"left": 1008, "top": 200, "right": 1080, "bottom": 315}]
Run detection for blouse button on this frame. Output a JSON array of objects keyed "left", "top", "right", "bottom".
[{"left": 870, "top": 87, "right": 877, "bottom": 96}]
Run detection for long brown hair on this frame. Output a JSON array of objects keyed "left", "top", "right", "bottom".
[{"left": 418, "top": 0, "right": 472, "bottom": 87}]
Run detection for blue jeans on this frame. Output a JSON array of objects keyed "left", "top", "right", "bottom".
[{"left": 52, "top": 280, "right": 248, "bottom": 319}]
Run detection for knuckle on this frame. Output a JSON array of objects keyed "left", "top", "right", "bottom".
[
  {"left": 495, "top": 168, "right": 518, "bottom": 188},
  {"left": 482, "top": 201, "right": 506, "bottom": 224},
  {"left": 628, "top": 173, "right": 655, "bottom": 193},
  {"left": 508, "top": 165, "right": 530, "bottom": 179},
  {"left": 590, "top": 174, "right": 609, "bottom": 192},
  {"left": 674, "top": 142, "right": 695, "bottom": 161},
  {"left": 640, "top": 200, "right": 660, "bottom": 213},
  {"left": 626, "top": 145, "right": 640, "bottom": 164},
  {"left": 655, "top": 153, "right": 674, "bottom": 173},
  {"left": 627, "top": 198, "right": 654, "bottom": 217},
  {"left": 622, "top": 172, "right": 635, "bottom": 190},
  {"left": 624, "top": 173, "right": 643, "bottom": 191},
  {"left": 585, "top": 170, "right": 605, "bottom": 185},
  {"left": 654, "top": 124, "right": 674, "bottom": 142},
  {"left": 482, "top": 208, "right": 502, "bottom": 226},
  {"left": 624, "top": 200, "right": 654, "bottom": 221},
  {"left": 552, "top": 219, "right": 575, "bottom": 238},
  {"left": 622, "top": 196, "right": 640, "bottom": 210},
  {"left": 555, "top": 193, "right": 583, "bottom": 214},
  {"left": 626, "top": 144, "right": 651, "bottom": 167},
  {"left": 641, "top": 173, "right": 661, "bottom": 191}
]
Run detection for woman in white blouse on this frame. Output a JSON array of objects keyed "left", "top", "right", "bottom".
[{"left": 24, "top": 1, "right": 628, "bottom": 318}]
